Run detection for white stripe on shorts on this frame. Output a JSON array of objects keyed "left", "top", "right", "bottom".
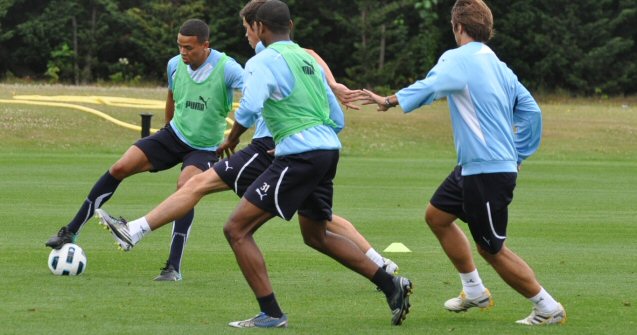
[
  {"left": 234, "top": 153, "right": 259, "bottom": 194},
  {"left": 486, "top": 201, "right": 506, "bottom": 240},
  {"left": 274, "top": 166, "right": 289, "bottom": 219}
]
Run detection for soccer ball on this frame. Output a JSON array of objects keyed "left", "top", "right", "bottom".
[{"left": 48, "top": 243, "right": 87, "bottom": 276}]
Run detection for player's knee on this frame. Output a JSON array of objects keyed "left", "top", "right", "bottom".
[
  {"left": 176, "top": 172, "right": 198, "bottom": 189},
  {"left": 109, "top": 162, "right": 132, "bottom": 180},
  {"left": 425, "top": 205, "right": 446, "bottom": 230},
  {"left": 222, "top": 223, "right": 236, "bottom": 243},
  {"left": 176, "top": 178, "right": 188, "bottom": 190},
  {"left": 223, "top": 219, "right": 249, "bottom": 245},
  {"left": 300, "top": 231, "right": 324, "bottom": 250},
  {"left": 424, "top": 211, "right": 435, "bottom": 228},
  {"left": 301, "top": 233, "right": 316, "bottom": 248},
  {"left": 477, "top": 241, "right": 503, "bottom": 257}
]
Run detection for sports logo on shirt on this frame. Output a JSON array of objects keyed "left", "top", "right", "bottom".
[
  {"left": 301, "top": 60, "right": 315, "bottom": 75},
  {"left": 185, "top": 96, "right": 210, "bottom": 111}
]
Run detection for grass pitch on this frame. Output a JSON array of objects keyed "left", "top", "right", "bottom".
[{"left": 1, "top": 84, "right": 636, "bottom": 334}]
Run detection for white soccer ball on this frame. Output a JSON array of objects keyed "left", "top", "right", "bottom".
[{"left": 48, "top": 243, "right": 87, "bottom": 276}]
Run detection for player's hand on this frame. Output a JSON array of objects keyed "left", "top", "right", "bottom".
[
  {"left": 331, "top": 83, "right": 367, "bottom": 110},
  {"left": 361, "top": 89, "right": 390, "bottom": 112},
  {"left": 216, "top": 138, "right": 239, "bottom": 159}
]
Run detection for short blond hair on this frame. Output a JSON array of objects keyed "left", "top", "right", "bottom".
[{"left": 451, "top": 0, "right": 494, "bottom": 42}]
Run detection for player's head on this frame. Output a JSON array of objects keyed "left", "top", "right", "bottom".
[
  {"left": 255, "top": 0, "right": 291, "bottom": 36},
  {"left": 177, "top": 19, "right": 210, "bottom": 66},
  {"left": 451, "top": 0, "right": 494, "bottom": 45},
  {"left": 240, "top": 0, "right": 270, "bottom": 49},
  {"left": 241, "top": 0, "right": 270, "bottom": 26}
]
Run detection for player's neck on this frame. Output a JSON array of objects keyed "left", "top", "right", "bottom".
[
  {"left": 190, "top": 48, "right": 210, "bottom": 71},
  {"left": 262, "top": 34, "right": 290, "bottom": 47}
]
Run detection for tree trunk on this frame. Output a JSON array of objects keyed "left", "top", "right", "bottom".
[
  {"left": 361, "top": 5, "right": 368, "bottom": 87},
  {"left": 379, "top": 23, "right": 386, "bottom": 71},
  {"left": 72, "top": 16, "right": 79, "bottom": 85},
  {"left": 82, "top": 4, "right": 97, "bottom": 84}
]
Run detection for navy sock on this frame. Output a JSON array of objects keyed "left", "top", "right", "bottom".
[
  {"left": 67, "top": 171, "right": 121, "bottom": 233},
  {"left": 257, "top": 293, "right": 283, "bottom": 318},
  {"left": 372, "top": 268, "right": 395, "bottom": 296},
  {"left": 167, "top": 209, "right": 194, "bottom": 272}
]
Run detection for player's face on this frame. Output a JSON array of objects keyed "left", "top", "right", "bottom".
[
  {"left": 177, "top": 33, "right": 209, "bottom": 66},
  {"left": 242, "top": 17, "right": 259, "bottom": 49}
]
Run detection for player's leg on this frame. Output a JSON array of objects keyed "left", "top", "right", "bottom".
[
  {"left": 293, "top": 150, "right": 411, "bottom": 325},
  {"left": 154, "top": 164, "right": 204, "bottom": 281},
  {"left": 300, "top": 216, "right": 379, "bottom": 277},
  {"left": 94, "top": 167, "right": 231, "bottom": 249},
  {"left": 145, "top": 139, "right": 271, "bottom": 234},
  {"left": 95, "top": 140, "right": 269, "bottom": 251},
  {"left": 425, "top": 204, "right": 476, "bottom": 273},
  {"left": 154, "top": 148, "right": 220, "bottom": 281},
  {"left": 298, "top": 214, "right": 411, "bottom": 325},
  {"left": 45, "top": 144, "right": 152, "bottom": 249},
  {"left": 477, "top": 244, "right": 540, "bottom": 296},
  {"left": 224, "top": 198, "right": 282, "bottom": 323},
  {"left": 476, "top": 240, "right": 565, "bottom": 325},
  {"left": 425, "top": 166, "right": 491, "bottom": 312},
  {"left": 328, "top": 214, "right": 398, "bottom": 273},
  {"left": 464, "top": 172, "right": 564, "bottom": 324},
  {"left": 146, "top": 168, "right": 230, "bottom": 229}
]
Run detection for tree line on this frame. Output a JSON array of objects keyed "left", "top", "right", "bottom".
[{"left": 0, "top": 0, "right": 635, "bottom": 96}]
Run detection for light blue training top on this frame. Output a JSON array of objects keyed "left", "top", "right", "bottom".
[
  {"left": 166, "top": 49, "right": 244, "bottom": 150},
  {"left": 249, "top": 42, "right": 274, "bottom": 140},
  {"left": 396, "top": 42, "right": 542, "bottom": 176},
  {"left": 235, "top": 40, "right": 344, "bottom": 156}
]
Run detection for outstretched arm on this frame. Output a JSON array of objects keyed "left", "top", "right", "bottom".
[
  {"left": 361, "top": 89, "right": 398, "bottom": 112},
  {"left": 305, "top": 48, "right": 365, "bottom": 110}
]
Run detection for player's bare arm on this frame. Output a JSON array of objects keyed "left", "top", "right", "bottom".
[
  {"left": 361, "top": 89, "right": 398, "bottom": 112},
  {"left": 217, "top": 121, "right": 248, "bottom": 158},
  {"left": 305, "top": 48, "right": 365, "bottom": 110},
  {"left": 164, "top": 90, "right": 175, "bottom": 124}
]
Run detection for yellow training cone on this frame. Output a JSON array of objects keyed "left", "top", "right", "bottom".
[{"left": 383, "top": 243, "right": 411, "bottom": 253}]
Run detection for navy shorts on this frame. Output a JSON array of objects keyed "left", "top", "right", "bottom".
[
  {"left": 134, "top": 125, "right": 218, "bottom": 172},
  {"left": 430, "top": 166, "right": 517, "bottom": 254},
  {"left": 213, "top": 137, "right": 275, "bottom": 197},
  {"left": 244, "top": 150, "right": 339, "bottom": 221}
]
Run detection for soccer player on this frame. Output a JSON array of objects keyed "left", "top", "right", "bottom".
[
  {"left": 361, "top": 0, "right": 565, "bottom": 326},
  {"left": 219, "top": 0, "right": 411, "bottom": 328},
  {"left": 96, "top": 0, "right": 398, "bottom": 282},
  {"left": 45, "top": 19, "right": 244, "bottom": 282}
]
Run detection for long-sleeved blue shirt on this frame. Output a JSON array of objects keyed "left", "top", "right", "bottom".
[
  {"left": 235, "top": 41, "right": 344, "bottom": 156},
  {"left": 396, "top": 42, "right": 542, "bottom": 175}
]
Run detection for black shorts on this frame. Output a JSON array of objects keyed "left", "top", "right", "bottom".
[
  {"left": 244, "top": 150, "right": 339, "bottom": 221},
  {"left": 430, "top": 166, "right": 517, "bottom": 254},
  {"left": 212, "top": 137, "right": 275, "bottom": 197},
  {"left": 134, "top": 126, "right": 218, "bottom": 172}
]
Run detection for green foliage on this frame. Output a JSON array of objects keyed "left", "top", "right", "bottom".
[
  {"left": 490, "top": 0, "right": 637, "bottom": 95},
  {"left": 45, "top": 43, "right": 75, "bottom": 83},
  {"left": 206, "top": 0, "right": 248, "bottom": 64},
  {"left": 124, "top": 1, "right": 206, "bottom": 82},
  {"left": 0, "top": 0, "right": 635, "bottom": 95},
  {"left": 0, "top": 0, "right": 15, "bottom": 39}
]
